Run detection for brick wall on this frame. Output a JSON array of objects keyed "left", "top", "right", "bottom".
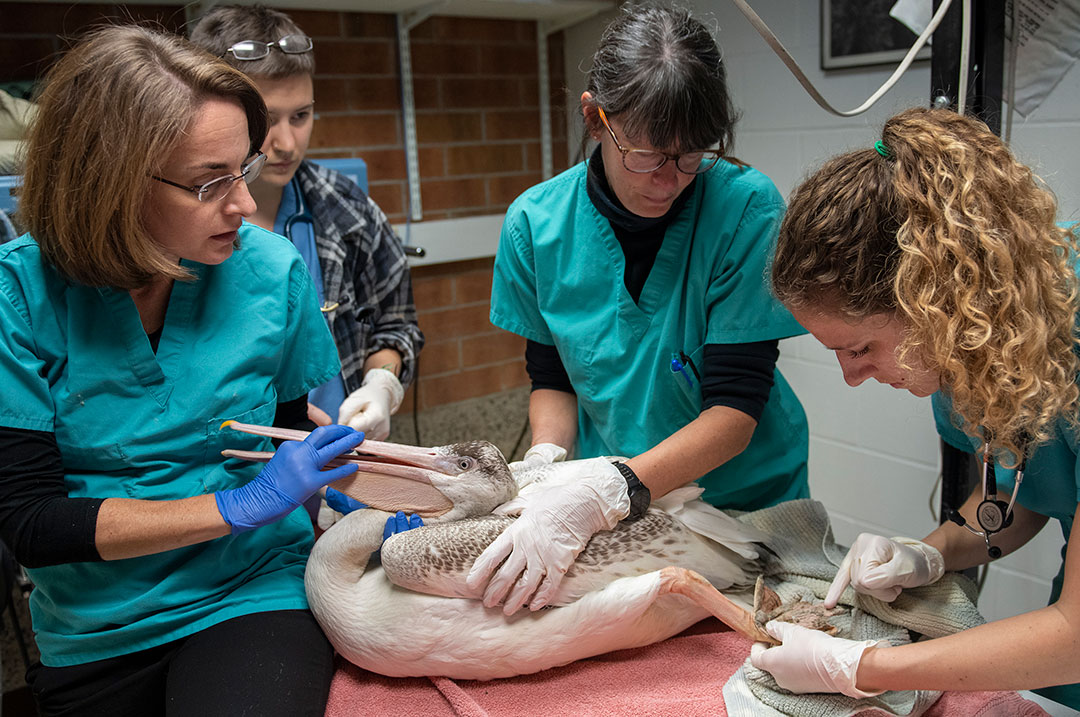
[
  {"left": 0, "top": 4, "right": 187, "bottom": 82},
  {"left": 0, "top": 3, "right": 569, "bottom": 222},
  {"left": 0, "top": 2, "right": 569, "bottom": 409},
  {"left": 280, "top": 9, "right": 569, "bottom": 223},
  {"left": 406, "top": 257, "right": 528, "bottom": 412}
]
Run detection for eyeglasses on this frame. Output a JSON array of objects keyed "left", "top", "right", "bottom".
[
  {"left": 597, "top": 107, "right": 722, "bottom": 175},
  {"left": 151, "top": 152, "right": 267, "bottom": 202},
  {"left": 225, "top": 34, "right": 313, "bottom": 61}
]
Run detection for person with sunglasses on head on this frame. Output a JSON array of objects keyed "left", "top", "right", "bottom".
[
  {"left": 467, "top": 4, "right": 810, "bottom": 615},
  {"left": 0, "top": 25, "right": 424, "bottom": 715},
  {"left": 751, "top": 106, "right": 1080, "bottom": 708},
  {"left": 190, "top": 6, "right": 423, "bottom": 458}
]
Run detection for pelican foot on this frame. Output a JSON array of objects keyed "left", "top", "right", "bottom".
[
  {"left": 657, "top": 566, "right": 778, "bottom": 644},
  {"left": 752, "top": 575, "right": 844, "bottom": 636}
]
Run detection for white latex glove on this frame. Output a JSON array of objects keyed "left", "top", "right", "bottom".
[
  {"left": 507, "top": 442, "right": 567, "bottom": 475},
  {"left": 750, "top": 621, "right": 889, "bottom": 699},
  {"left": 825, "top": 534, "right": 945, "bottom": 608},
  {"left": 337, "top": 368, "right": 404, "bottom": 441},
  {"left": 465, "top": 457, "right": 630, "bottom": 615}
]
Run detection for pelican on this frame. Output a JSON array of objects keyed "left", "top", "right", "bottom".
[{"left": 223, "top": 423, "right": 776, "bottom": 680}]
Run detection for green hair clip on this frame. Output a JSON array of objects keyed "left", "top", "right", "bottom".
[{"left": 874, "top": 140, "right": 891, "bottom": 158}]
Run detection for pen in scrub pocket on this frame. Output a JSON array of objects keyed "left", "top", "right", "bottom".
[
  {"left": 670, "top": 354, "right": 694, "bottom": 387},
  {"left": 679, "top": 350, "right": 701, "bottom": 382}
]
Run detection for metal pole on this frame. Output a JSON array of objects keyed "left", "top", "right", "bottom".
[
  {"left": 537, "top": 22, "right": 553, "bottom": 181},
  {"left": 932, "top": 0, "right": 1006, "bottom": 525},
  {"left": 396, "top": 11, "right": 429, "bottom": 222}
]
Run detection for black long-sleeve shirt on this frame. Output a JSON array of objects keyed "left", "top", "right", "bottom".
[{"left": 0, "top": 395, "right": 314, "bottom": 568}]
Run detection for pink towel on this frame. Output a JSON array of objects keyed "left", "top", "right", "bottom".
[{"left": 325, "top": 619, "right": 1048, "bottom": 717}]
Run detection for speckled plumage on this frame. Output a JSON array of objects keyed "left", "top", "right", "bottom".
[
  {"left": 381, "top": 508, "right": 759, "bottom": 605},
  {"left": 379, "top": 515, "right": 513, "bottom": 599}
]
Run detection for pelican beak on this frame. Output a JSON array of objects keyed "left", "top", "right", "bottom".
[{"left": 220, "top": 421, "right": 455, "bottom": 517}]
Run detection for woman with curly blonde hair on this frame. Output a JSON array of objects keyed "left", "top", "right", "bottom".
[{"left": 752, "top": 106, "right": 1080, "bottom": 708}]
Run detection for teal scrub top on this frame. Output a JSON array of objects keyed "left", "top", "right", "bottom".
[
  {"left": 491, "top": 160, "right": 809, "bottom": 511},
  {"left": 933, "top": 392, "right": 1077, "bottom": 590},
  {"left": 0, "top": 224, "right": 340, "bottom": 666},
  {"left": 934, "top": 390, "right": 1080, "bottom": 709}
]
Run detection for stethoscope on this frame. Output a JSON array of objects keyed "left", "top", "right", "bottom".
[
  {"left": 282, "top": 178, "right": 314, "bottom": 245},
  {"left": 944, "top": 440, "right": 1027, "bottom": 559},
  {"left": 280, "top": 180, "right": 342, "bottom": 314}
]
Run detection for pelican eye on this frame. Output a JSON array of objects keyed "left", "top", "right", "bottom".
[{"left": 457, "top": 457, "right": 476, "bottom": 472}]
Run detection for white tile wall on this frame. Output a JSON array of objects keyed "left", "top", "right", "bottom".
[{"left": 563, "top": 0, "right": 1080, "bottom": 624}]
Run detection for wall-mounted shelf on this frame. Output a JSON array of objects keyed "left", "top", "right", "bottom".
[{"left": 41, "top": 0, "right": 615, "bottom": 26}]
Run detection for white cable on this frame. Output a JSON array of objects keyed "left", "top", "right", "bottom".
[
  {"left": 957, "top": 0, "right": 972, "bottom": 115},
  {"left": 1004, "top": 0, "right": 1019, "bottom": 145},
  {"left": 730, "top": 0, "right": 953, "bottom": 117}
]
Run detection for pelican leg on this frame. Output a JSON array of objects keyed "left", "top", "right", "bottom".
[{"left": 657, "top": 566, "right": 779, "bottom": 645}]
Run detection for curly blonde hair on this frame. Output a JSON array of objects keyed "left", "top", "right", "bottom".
[{"left": 772, "top": 107, "right": 1079, "bottom": 465}]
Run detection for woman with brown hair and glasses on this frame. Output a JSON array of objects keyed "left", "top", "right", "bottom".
[
  {"left": 468, "top": 4, "right": 810, "bottom": 616},
  {"left": 752, "top": 106, "right": 1080, "bottom": 708},
  {"left": 0, "top": 25, "right": 387, "bottom": 715}
]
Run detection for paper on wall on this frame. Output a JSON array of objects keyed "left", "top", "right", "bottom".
[
  {"left": 888, "top": 0, "right": 1080, "bottom": 117},
  {"left": 1011, "top": 0, "right": 1080, "bottom": 116},
  {"left": 890, "top": 0, "right": 933, "bottom": 44}
]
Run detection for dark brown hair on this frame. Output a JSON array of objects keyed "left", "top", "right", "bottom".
[
  {"left": 583, "top": 5, "right": 737, "bottom": 157},
  {"left": 189, "top": 5, "right": 314, "bottom": 79}
]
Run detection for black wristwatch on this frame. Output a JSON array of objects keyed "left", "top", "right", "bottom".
[{"left": 612, "top": 461, "right": 651, "bottom": 522}]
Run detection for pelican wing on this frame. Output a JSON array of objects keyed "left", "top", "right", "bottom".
[{"left": 380, "top": 515, "right": 511, "bottom": 599}]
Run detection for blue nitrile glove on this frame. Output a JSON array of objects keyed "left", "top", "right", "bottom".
[
  {"left": 325, "top": 487, "right": 367, "bottom": 514},
  {"left": 383, "top": 510, "right": 424, "bottom": 541},
  {"left": 216, "top": 424, "right": 365, "bottom": 534}
]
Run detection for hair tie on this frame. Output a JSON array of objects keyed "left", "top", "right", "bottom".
[{"left": 874, "top": 140, "right": 891, "bottom": 158}]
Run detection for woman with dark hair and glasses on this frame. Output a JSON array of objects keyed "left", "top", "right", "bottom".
[
  {"left": 468, "top": 4, "right": 810, "bottom": 615},
  {"left": 0, "top": 24, "right": 416, "bottom": 715}
]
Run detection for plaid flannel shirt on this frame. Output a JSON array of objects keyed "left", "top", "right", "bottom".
[{"left": 294, "top": 160, "right": 423, "bottom": 391}]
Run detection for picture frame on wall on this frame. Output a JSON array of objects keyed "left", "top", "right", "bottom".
[{"left": 821, "top": 0, "right": 931, "bottom": 70}]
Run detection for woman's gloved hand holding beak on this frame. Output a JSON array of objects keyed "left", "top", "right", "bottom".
[
  {"left": 825, "top": 533, "right": 945, "bottom": 608},
  {"left": 216, "top": 424, "right": 365, "bottom": 534},
  {"left": 338, "top": 368, "right": 404, "bottom": 441},
  {"left": 465, "top": 457, "right": 630, "bottom": 614},
  {"left": 750, "top": 621, "right": 889, "bottom": 698}
]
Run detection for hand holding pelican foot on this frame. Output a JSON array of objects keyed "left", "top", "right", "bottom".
[
  {"left": 750, "top": 621, "right": 889, "bottom": 698},
  {"left": 465, "top": 457, "right": 630, "bottom": 614}
]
